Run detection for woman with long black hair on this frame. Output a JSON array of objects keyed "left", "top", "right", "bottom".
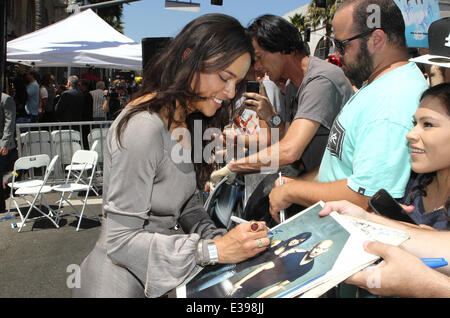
[
  {"left": 402, "top": 82, "right": 450, "bottom": 230},
  {"left": 73, "top": 14, "right": 271, "bottom": 298}
]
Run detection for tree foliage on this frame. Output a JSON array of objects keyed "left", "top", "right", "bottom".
[
  {"left": 289, "top": 13, "right": 308, "bottom": 31},
  {"left": 289, "top": 0, "right": 345, "bottom": 37},
  {"left": 289, "top": 0, "right": 348, "bottom": 58},
  {"left": 87, "top": 0, "right": 125, "bottom": 34},
  {"left": 307, "top": 0, "right": 340, "bottom": 36}
]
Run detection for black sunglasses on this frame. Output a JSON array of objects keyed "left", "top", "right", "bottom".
[{"left": 332, "top": 28, "right": 381, "bottom": 55}]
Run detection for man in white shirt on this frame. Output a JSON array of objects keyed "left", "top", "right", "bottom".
[{"left": 90, "top": 81, "right": 106, "bottom": 121}]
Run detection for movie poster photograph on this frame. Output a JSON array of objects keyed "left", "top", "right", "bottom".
[{"left": 177, "top": 202, "right": 351, "bottom": 298}]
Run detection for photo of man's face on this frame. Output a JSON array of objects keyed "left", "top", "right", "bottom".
[{"left": 309, "top": 240, "right": 334, "bottom": 259}]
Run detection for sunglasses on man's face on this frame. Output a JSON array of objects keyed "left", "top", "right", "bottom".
[{"left": 332, "top": 28, "right": 381, "bottom": 55}]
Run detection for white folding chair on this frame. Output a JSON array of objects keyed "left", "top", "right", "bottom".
[
  {"left": 7, "top": 154, "right": 60, "bottom": 231},
  {"left": 64, "top": 140, "right": 100, "bottom": 196},
  {"left": 15, "top": 155, "right": 60, "bottom": 232},
  {"left": 88, "top": 128, "right": 108, "bottom": 182},
  {"left": 88, "top": 128, "right": 108, "bottom": 164},
  {"left": 8, "top": 154, "right": 49, "bottom": 217},
  {"left": 51, "top": 129, "right": 82, "bottom": 179},
  {"left": 51, "top": 129, "right": 82, "bottom": 163},
  {"left": 53, "top": 150, "right": 100, "bottom": 231},
  {"left": 20, "top": 131, "right": 52, "bottom": 158}
]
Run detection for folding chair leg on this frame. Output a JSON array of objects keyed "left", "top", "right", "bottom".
[
  {"left": 55, "top": 192, "right": 66, "bottom": 225},
  {"left": 7, "top": 194, "right": 12, "bottom": 214},
  {"left": 8, "top": 186, "right": 15, "bottom": 215},
  {"left": 18, "top": 206, "right": 34, "bottom": 232},
  {"left": 39, "top": 195, "right": 58, "bottom": 220},
  {"left": 76, "top": 206, "right": 85, "bottom": 231},
  {"left": 18, "top": 194, "right": 59, "bottom": 232},
  {"left": 76, "top": 191, "right": 91, "bottom": 231},
  {"left": 8, "top": 189, "right": 18, "bottom": 216},
  {"left": 12, "top": 198, "right": 25, "bottom": 223},
  {"left": 90, "top": 172, "right": 100, "bottom": 196},
  {"left": 90, "top": 184, "right": 100, "bottom": 196}
]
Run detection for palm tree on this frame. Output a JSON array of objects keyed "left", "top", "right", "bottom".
[
  {"left": 289, "top": 12, "right": 312, "bottom": 54},
  {"left": 88, "top": 0, "right": 125, "bottom": 34},
  {"left": 289, "top": 13, "right": 308, "bottom": 32},
  {"left": 307, "top": 0, "right": 340, "bottom": 36},
  {"left": 307, "top": 0, "right": 343, "bottom": 57}
]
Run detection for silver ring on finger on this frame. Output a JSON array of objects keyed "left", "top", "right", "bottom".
[{"left": 257, "top": 239, "right": 262, "bottom": 248}]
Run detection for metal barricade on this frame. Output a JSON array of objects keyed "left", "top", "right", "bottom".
[{"left": 15, "top": 121, "right": 113, "bottom": 184}]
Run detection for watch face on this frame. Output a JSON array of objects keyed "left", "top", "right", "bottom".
[{"left": 272, "top": 115, "right": 281, "bottom": 126}]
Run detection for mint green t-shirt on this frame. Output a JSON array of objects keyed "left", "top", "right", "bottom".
[{"left": 318, "top": 62, "right": 428, "bottom": 198}]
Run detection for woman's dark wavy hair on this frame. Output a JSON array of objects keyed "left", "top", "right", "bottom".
[
  {"left": 115, "top": 13, "right": 254, "bottom": 189},
  {"left": 409, "top": 83, "right": 450, "bottom": 214}
]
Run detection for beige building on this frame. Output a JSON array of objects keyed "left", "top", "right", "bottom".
[{"left": 6, "top": 0, "right": 68, "bottom": 41}]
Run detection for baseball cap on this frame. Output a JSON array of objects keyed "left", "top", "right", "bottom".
[{"left": 410, "top": 17, "right": 450, "bottom": 68}]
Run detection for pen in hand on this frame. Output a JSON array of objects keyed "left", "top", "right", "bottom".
[
  {"left": 420, "top": 258, "right": 448, "bottom": 269},
  {"left": 279, "top": 172, "right": 285, "bottom": 223}
]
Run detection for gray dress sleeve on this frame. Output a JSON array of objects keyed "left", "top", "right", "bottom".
[
  {"left": 178, "top": 190, "right": 227, "bottom": 239},
  {"left": 103, "top": 114, "right": 202, "bottom": 298}
]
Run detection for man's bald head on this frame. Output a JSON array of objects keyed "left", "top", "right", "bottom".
[{"left": 335, "top": 0, "right": 407, "bottom": 49}]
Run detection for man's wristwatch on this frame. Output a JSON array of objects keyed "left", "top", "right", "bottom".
[{"left": 267, "top": 114, "right": 282, "bottom": 128}]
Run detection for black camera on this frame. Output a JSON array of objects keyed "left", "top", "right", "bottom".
[
  {"left": 107, "top": 86, "right": 118, "bottom": 99},
  {"left": 108, "top": 83, "right": 125, "bottom": 98}
]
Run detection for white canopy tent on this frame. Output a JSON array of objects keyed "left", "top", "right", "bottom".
[{"left": 7, "top": 9, "right": 142, "bottom": 71}]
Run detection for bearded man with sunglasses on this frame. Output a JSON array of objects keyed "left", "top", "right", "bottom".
[{"left": 269, "top": 0, "right": 428, "bottom": 222}]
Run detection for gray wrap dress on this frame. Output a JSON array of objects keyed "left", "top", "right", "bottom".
[{"left": 72, "top": 109, "right": 226, "bottom": 298}]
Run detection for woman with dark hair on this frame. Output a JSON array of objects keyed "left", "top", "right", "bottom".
[
  {"left": 401, "top": 82, "right": 450, "bottom": 230},
  {"left": 73, "top": 14, "right": 271, "bottom": 298}
]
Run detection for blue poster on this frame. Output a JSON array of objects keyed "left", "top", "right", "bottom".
[{"left": 394, "top": 0, "right": 441, "bottom": 47}]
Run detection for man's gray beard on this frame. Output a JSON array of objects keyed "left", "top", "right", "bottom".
[{"left": 341, "top": 40, "right": 374, "bottom": 84}]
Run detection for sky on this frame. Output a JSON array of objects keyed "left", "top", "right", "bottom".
[{"left": 122, "top": 0, "right": 310, "bottom": 43}]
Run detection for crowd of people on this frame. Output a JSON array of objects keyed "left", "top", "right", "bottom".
[
  {"left": 0, "top": 66, "right": 139, "bottom": 214},
  {"left": 5, "top": 65, "right": 136, "bottom": 125},
  {"left": 1, "top": 0, "right": 448, "bottom": 299},
  {"left": 69, "top": 0, "right": 449, "bottom": 299}
]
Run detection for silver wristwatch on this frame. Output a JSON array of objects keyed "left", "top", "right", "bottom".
[
  {"left": 268, "top": 114, "right": 282, "bottom": 128},
  {"left": 198, "top": 239, "right": 219, "bottom": 266}
]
